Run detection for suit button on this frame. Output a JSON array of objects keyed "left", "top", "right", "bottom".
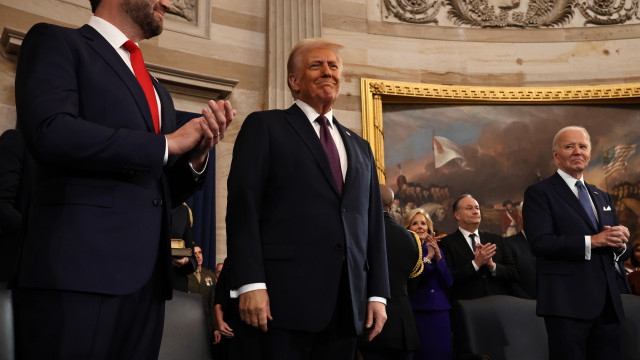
[{"left": 153, "top": 199, "right": 163, "bottom": 206}]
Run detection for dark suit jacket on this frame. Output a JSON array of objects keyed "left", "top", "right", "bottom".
[
  {"left": 440, "top": 229, "right": 519, "bottom": 300},
  {"left": 361, "top": 212, "right": 420, "bottom": 351},
  {"left": 504, "top": 231, "right": 537, "bottom": 299},
  {"left": 226, "top": 104, "right": 390, "bottom": 334},
  {"left": 14, "top": 23, "right": 204, "bottom": 298},
  {"left": 523, "top": 172, "right": 630, "bottom": 321}
]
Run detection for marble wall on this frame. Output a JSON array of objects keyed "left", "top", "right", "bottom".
[{"left": 2, "top": 0, "right": 640, "bottom": 262}]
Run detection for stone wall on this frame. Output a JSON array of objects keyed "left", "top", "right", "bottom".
[{"left": 2, "top": 0, "right": 640, "bottom": 262}]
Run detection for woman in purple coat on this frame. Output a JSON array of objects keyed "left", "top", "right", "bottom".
[{"left": 404, "top": 208, "right": 454, "bottom": 360}]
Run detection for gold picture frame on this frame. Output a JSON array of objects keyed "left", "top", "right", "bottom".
[{"left": 360, "top": 78, "right": 640, "bottom": 183}]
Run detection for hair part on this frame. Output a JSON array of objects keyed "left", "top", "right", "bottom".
[
  {"left": 552, "top": 125, "right": 591, "bottom": 152},
  {"left": 286, "top": 38, "right": 343, "bottom": 97}
]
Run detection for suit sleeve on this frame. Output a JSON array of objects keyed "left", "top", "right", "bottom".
[
  {"left": 365, "top": 146, "right": 391, "bottom": 300},
  {"left": 523, "top": 184, "right": 588, "bottom": 261},
  {"left": 15, "top": 23, "right": 166, "bottom": 178},
  {"left": 494, "top": 236, "right": 519, "bottom": 281},
  {"left": 225, "top": 113, "right": 270, "bottom": 289}
]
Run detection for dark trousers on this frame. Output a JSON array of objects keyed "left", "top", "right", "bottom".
[
  {"left": 13, "top": 280, "right": 165, "bottom": 360},
  {"left": 233, "top": 264, "right": 357, "bottom": 360},
  {"left": 544, "top": 289, "right": 621, "bottom": 360}
]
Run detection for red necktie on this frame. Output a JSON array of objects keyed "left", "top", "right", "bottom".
[
  {"left": 123, "top": 40, "right": 160, "bottom": 133},
  {"left": 316, "top": 115, "right": 343, "bottom": 194}
]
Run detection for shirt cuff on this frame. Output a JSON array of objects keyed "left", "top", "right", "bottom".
[
  {"left": 472, "top": 260, "right": 480, "bottom": 271},
  {"left": 189, "top": 152, "right": 209, "bottom": 179},
  {"left": 613, "top": 243, "right": 627, "bottom": 261},
  {"left": 230, "top": 282, "right": 267, "bottom": 299},
  {"left": 368, "top": 296, "right": 387, "bottom": 305},
  {"left": 585, "top": 236, "right": 591, "bottom": 260},
  {"left": 163, "top": 137, "right": 168, "bottom": 166}
]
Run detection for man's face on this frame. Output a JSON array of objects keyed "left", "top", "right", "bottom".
[
  {"left": 194, "top": 246, "right": 203, "bottom": 266},
  {"left": 122, "top": 0, "right": 170, "bottom": 39},
  {"left": 455, "top": 197, "right": 481, "bottom": 230},
  {"left": 553, "top": 129, "right": 591, "bottom": 178},
  {"left": 289, "top": 47, "right": 341, "bottom": 111},
  {"left": 215, "top": 263, "right": 223, "bottom": 279}
]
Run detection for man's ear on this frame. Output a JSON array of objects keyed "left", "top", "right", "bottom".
[{"left": 288, "top": 73, "right": 299, "bottom": 92}]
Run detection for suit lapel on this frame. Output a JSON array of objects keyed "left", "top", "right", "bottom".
[
  {"left": 79, "top": 25, "right": 156, "bottom": 133},
  {"left": 586, "top": 182, "right": 606, "bottom": 231},
  {"left": 334, "top": 118, "right": 354, "bottom": 194},
  {"left": 284, "top": 105, "right": 342, "bottom": 197},
  {"left": 549, "top": 172, "right": 598, "bottom": 232}
]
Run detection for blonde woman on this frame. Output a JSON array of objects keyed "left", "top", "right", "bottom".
[{"left": 403, "top": 209, "right": 453, "bottom": 360}]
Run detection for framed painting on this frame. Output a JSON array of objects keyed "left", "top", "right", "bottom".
[{"left": 361, "top": 79, "right": 640, "bottom": 237}]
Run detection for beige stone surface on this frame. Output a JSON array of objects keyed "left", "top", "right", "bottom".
[{"left": 4, "top": 0, "right": 640, "bottom": 259}]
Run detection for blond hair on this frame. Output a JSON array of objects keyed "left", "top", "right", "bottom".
[{"left": 286, "top": 38, "right": 343, "bottom": 97}]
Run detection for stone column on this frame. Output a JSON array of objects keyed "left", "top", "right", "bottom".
[{"left": 266, "top": 0, "right": 321, "bottom": 110}]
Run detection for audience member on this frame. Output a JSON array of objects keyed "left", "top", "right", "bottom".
[
  {"left": 523, "top": 126, "right": 630, "bottom": 360},
  {"left": 359, "top": 185, "right": 422, "bottom": 360},
  {"left": 503, "top": 230, "right": 537, "bottom": 298},
  {"left": 171, "top": 202, "right": 197, "bottom": 292},
  {"left": 440, "top": 194, "right": 520, "bottom": 301},
  {"left": 11, "top": 0, "right": 234, "bottom": 357},
  {"left": 215, "top": 262, "right": 224, "bottom": 279},
  {"left": 187, "top": 245, "right": 218, "bottom": 344},
  {"left": 404, "top": 208, "right": 453, "bottom": 360},
  {"left": 225, "top": 38, "right": 389, "bottom": 359}
]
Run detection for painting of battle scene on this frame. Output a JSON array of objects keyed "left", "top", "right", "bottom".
[{"left": 383, "top": 103, "right": 640, "bottom": 243}]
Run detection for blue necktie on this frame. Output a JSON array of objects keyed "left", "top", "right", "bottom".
[{"left": 576, "top": 181, "right": 598, "bottom": 229}]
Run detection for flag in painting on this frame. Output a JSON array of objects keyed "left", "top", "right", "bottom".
[
  {"left": 603, "top": 144, "right": 637, "bottom": 178},
  {"left": 432, "top": 135, "right": 471, "bottom": 170}
]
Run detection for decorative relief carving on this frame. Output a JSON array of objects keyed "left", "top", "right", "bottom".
[
  {"left": 575, "top": 0, "right": 638, "bottom": 25},
  {"left": 168, "top": 0, "right": 197, "bottom": 23},
  {"left": 383, "top": 0, "right": 640, "bottom": 27},
  {"left": 384, "top": 0, "right": 444, "bottom": 24}
]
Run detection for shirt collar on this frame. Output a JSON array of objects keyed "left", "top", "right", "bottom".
[
  {"left": 295, "top": 99, "right": 334, "bottom": 128},
  {"left": 557, "top": 169, "right": 585, "bottom": 188},
  {"left": 88, "top": 16, "right": 131, "bottom": 52},
  {"left": 459, "top": 227, "right": 478, "bottom": 240}
]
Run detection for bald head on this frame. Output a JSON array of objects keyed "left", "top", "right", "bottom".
[{"left": 380, "top": 184, "right": 394, "bottom": 212}]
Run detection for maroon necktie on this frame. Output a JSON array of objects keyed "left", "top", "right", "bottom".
[
  {"left": 123, "top": 40, "right": 160, "bottom": 134},
  {"left": 316, "top": 115, "right": 343, "bottom": 194}
]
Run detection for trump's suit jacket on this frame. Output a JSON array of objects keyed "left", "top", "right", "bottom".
[
  {"left": 14, "top": 23, "right": 203, "bottom": 298},
  {"left": 440, "top": 229, "right": 519, "bottom": 300},
  {"left": 523, "top": 172, "right": 630, "bottom": 321},
  {"left": 225, "top": 104, "right": 390, "bottom": 334}
]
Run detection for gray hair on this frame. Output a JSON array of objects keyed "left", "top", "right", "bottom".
[{"left": 552, "top": 126, "right": 591, "bottom": 151}]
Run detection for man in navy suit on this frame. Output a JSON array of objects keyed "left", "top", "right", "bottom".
[
  {"left": 226, "top": 38, "right": 390, "bottom": 359},
  {"left": 523, "top": 126, "right": 631, "bottom": 360},
  {"left": 13, "top": 0, "right": 234, "bottom": 358}
]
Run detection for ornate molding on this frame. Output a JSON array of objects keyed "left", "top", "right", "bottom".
[
  {"left": 384, "top": 0, "right": 640, "bottom": 28},
  {"left": 1, "top": 27, "right": 237, "bottom": 101}
]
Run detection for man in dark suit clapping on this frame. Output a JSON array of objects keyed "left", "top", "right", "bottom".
[{"left": 13, "top": 0, "right": 234, "bottom": 358}]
